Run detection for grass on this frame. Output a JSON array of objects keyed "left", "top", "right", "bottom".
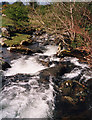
[{"left": 5, "top": 33, "right": 31, "bottom": 46}]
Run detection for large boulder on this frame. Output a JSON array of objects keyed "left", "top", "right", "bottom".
[
  {"left": 39, "top": 62, "right": 75, "bottom": 84},
  {"left": 0, "top": 58, "right": 11, "bottom": 71},
  {"left": 7, "top": 46, "right": 34, "bottom": 55},
  {"left": 7, "top": 46, "right": 43, "bottom": 54},
  {"left": 20, "top": 39, "right": 33, "bottom": 46},
  {"left": 1, "top": 27, "right": 10, "bottom": 38},
  {"left": 59, "top": 80, "right": 87, "bottom": 104},
  {"left": 57, "top": 48, "right": 88, "bottom": 60},
  {"left": 54, "top": 80, "right": 88, "bottom": 119}
]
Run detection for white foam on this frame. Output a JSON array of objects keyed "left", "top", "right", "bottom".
[
  {"left": 70, "top": 57, "right": 89, "bottom": 68},
  {"left": 4, "top": 45, "right": 58, "bottom": 76},
  {"left": 0, "top": 77, "right": 55, "bottom": 119},
  {"left": 43, "top": 45, "right": 58, "bottom": 56},
  {"left": 63, "top": 68, "right": 81, "bottom": 79},
  {"left": 4, "top": 56, "right": 46, "bottom": 76}
]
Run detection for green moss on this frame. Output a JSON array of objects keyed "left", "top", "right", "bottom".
[{"left": 4, "top": 33, "right": 30, "bottom": 46}]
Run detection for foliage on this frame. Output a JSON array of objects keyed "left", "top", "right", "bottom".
[
  {"left": 2, "top": 2, "right": 92, "bottom": 65},
  {"left": 28, "top": 2, "right": 92, "bottom": 65},
  {"left": 2, "top": 1, "right": 9, "bottom": 6},
  {"left": 3, "top": 2, "right": 29, "bottom": 27}
]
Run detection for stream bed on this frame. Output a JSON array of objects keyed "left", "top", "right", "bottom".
[{"left": 0, "top": 44, "right": 92, "bottom": 120}]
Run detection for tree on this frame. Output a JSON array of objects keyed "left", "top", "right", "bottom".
[
  {"left": 3, "top": 2, "right": 29, "bottom": 27},
  {"left": 2, "top": 1, "right": 9, "bottom": 6}
]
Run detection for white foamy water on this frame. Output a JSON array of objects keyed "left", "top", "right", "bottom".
[
  {"left": 4, "top": 45, "right": 58, "bottom": 76},
  {"left": 70, "top": 57, "right": 89, "bottom": 68},
  {"left": 0, "top": 77, "right": 55, "bottom": 119},
  {"left": 0, "top": 45, "right": 58, "bottom": 119},
  {"left": 1, "top": 45, "right": 92, "bottom": 119},
  {"left": 63, "top": 57, "right": 89, "bottom": 68},
  {"left": 62, "top": 57, "right": 92, "bottom": 81},
  {"left": 4, "top": 56, "right": 46, "bottom": 76},
  {"left": 43, "top": 45, "right": 58, "bottom": 56},
  {"left": 63, "top": 68, "right": 81, "bottom": 79}
]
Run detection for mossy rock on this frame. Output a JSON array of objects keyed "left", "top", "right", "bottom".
[
  {"left": 7, "top": 46, "right": 34, "bottom": 55},
  {"left": 20, "top": 39, "right": 33, "bottom": 46},
  {"left": 4, "top": 34, "right": 31, "bottom": 47},
  {"left": 59, "top": 80, "right": 87, "bottom": 104}
]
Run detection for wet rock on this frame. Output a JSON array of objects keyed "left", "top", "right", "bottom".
[
  {"left": 54, "top": 79, "right": 88, "bottom": 119},
  {"left": 39, "top": 62, "right": 75, "bottom": 83},
  {"left": 7, "top": 46, "right": 34, "bottom": 55},
  {"left": 59, "top": 80, "right": 87, "bottom": 104},
  {"left": 87, "top": 78, "right": 92, "bottom": 91},
  {"left": 33, "top": 49, "right": 43, "bottom": 53},
  {"left": 57, "top": 48, "right": 87, "bottom": 60},
  {"left": 20, "top": 39, "right": 33, "bottom": 46},
  {"left": 86, "top": 78, "right": 92, "bottom": 109},
  {"left": 0, "top": 42, "right": 7, "bottom": 47},
  {"left": 63, "top": 96, "right": 76, "bottom": 105},
  {"left": 0, "top": 59, "right": 11, "bottom": 71},
  {"left": 38, "top": 60, "right": 52, "bottom": 67},
  {"left": 2, "top": 74, "right": 31, "bottom": 87},
  {"left": 1, "top": 27, "right": 10, "bottom": 38},
  {"left": 61, "top": 110, "right": 91, "bottom": 120}
]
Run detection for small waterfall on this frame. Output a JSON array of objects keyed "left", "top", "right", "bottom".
[
  {"left": 4, "top": 56, "right": 47, "bottom": 76},
  {"left": 62, "top": 57, "right": 92, "bottom": 82}
]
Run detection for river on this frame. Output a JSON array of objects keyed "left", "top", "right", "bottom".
[{"left": 0, "top": 44, "right": 92, "bottom": 119}]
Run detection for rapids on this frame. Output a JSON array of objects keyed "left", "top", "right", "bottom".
[{"left": 0, "top": 45, "right": 92, "bottom": 119}]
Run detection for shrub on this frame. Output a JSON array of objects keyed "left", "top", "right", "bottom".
[{"left": 3, "top": 2, "right": 29, "bottom": 27}]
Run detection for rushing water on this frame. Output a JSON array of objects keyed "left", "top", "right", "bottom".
[{"left": 0, "top": 45, "right": 92, "bottom": 119}]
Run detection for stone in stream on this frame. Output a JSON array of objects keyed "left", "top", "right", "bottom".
[
  {"left": 59, "top": 80, "right": 87, "bottom": 104},
  {"left": 54, "top": 79, "right": 88, "bottom": 119},
  {"left": 0, "top": 42, "right": 7, "bottom": 47},
  {"left": 7, "top": 45, "right": 43, "bottom": 54},
  {"left": 38, "top": 60, "right": 52, "bottom": 67},
  {"left": 39, "top": 62, "right": 75, "bottom": 83},
  {"left": 20, "top": 39, "right": 33, "bottom": 46},
  {"left": 1, "top": 27, "right": 10, "bottom": 38},
  {"left": 56, "top": 42, "right": 88, "bottom": 61},
  {"left": 7, "top": 46, "right": 34, "bottom": 55},
  {"left": 2, "top": 73, "right": 32, "bottom": 87},
  {"left": 0, "top": 58, "right": 11, "bottom": 71}
]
